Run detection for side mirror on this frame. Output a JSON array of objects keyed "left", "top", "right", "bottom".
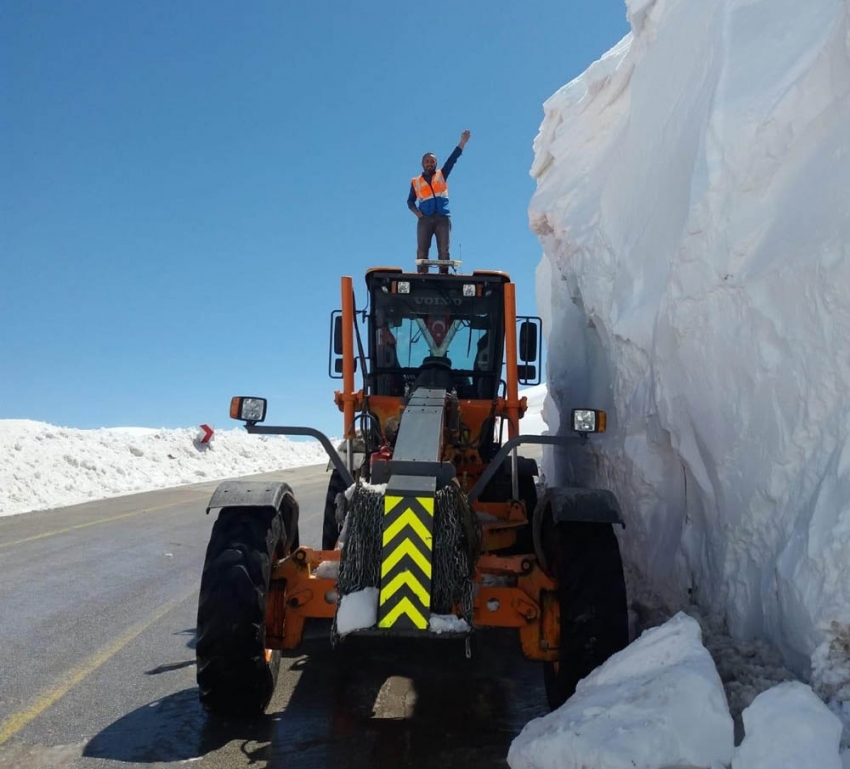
[
  {"left": 519, "top": 320, "right": 539, "bottom": 363},
  {"left": 334, "top": 358, "right": 357, "bottom": 374},
  {"left": 329, "top": 311, "right": 343, "bottom": 379},
  {"left": 333, "top": 314, "right": 343, "bottom": 355},
  {"left": 329, "top": 310, "right": 359, "bottom": 378}
]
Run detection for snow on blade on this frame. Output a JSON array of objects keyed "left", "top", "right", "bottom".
[
  {"left": 335, "top": 587, "right": 378, "bottom": 636},
  {"left": 314, "top": 560, "right": 340, "bottom": 579},
  {"left": 429, "top": 615, "right": 469, "bottom": 634},
  {"left": 507, "top": 613, "right": 733, "bottom": 769}
]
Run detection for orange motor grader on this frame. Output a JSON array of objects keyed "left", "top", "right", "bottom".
[{"left": 195, "top": 259, "right": 629, "bottom": 715}]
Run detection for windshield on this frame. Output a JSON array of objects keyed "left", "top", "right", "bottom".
[{"left": 372, "top": 284, "right": 503, "bottom": 373}]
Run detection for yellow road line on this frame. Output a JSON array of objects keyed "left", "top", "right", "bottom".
[
  {"left": 3, "top": 483, "right": 325, "bottom": 550},
  {"left": 0, "top": 588, "right": 196, "bottom": 746},
  {"left": 0, "top": 496, "right": 211, "bottom": 549}
]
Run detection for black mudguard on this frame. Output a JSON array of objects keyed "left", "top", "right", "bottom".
[
  {"left": 532, "top": 486, "right": 624, "bottom": 575},
  {"left": 205, "top": 480, "right": 300, "bottom": 552}
]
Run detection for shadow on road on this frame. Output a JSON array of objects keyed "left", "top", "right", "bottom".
[
  {"left": 266, "top": 631, "right": 546, "bottom": 768},
  {"left": 82, "top": 688, "right": 261, "bottom": 763},
  {"left": 84, "top": 627, "right": 546, "bottom": 768}
]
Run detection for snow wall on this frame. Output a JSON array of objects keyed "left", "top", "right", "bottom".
[{"left": 531, "top": 0, "right": 850, "bottom": 689}]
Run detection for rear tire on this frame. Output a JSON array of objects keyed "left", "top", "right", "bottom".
[
  {"left": 322, "top": 470, "right": 349, "bottom": 550},
  {"left": 543, "top": 522, "right": 629, "bottom": 710},
  {"left": 196, "top": 506, "right": 288, "bottom": 715}
]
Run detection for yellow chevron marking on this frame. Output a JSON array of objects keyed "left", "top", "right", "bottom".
[
  {"left": 379, "top": 569, "right": 431, "bottom": 607},
  {"left": 378, "top": 595, "right": 428, "bottom": 629},
  {"left": 381, "top": 538, "right": 432, "bottom": 580},
  {"left": 384, "top": 495, "right": 434, "bottom": 518},
  {"left": 383, "top": 509, "right": 432, "bottom": 550}
]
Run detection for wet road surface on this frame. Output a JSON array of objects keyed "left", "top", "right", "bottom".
[
  {"left": 77, "top": 629, "right": 547, "bottom": 768},
  {"left": 0, "top": 463, "right": 548, "bottom": 768}
]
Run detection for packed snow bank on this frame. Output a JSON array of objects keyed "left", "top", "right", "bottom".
[
  {"left": 732, "top": 681, "right": 842, "bottom": 769},
  {"left": 508, "top": 613, "right": 734, "bottom": 769},
  {"left": 0, "top": 420, "right": 328, "bottom": 516},
  {"left": 518, "top": 383, "right": 550, "bottom": 436},
  {"left": 531, "top": 0, "right": 850, "bottom": 698}
]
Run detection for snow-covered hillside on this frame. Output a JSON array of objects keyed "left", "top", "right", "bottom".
[
  {"left": 531, "top": 0, "right": 850, "bottom": 732},
  {"left": 0, "top": 420, "right": 328, "bottom": 516}
]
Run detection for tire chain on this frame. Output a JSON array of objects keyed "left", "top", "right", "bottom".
[{"left": 332, "top": 481, "right": 481, "bottom": 643}]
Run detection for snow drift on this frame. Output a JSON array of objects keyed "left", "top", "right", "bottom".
[
  {"left": 531, "top": 0, "right": 850, "bottom": 699},
  {"left": 508, "top": 613, "right": 842, "bottom": 769},
  {"left": 732, "top": 680, "right": 842, "bottom": 769},
  {"left": 508, "top": 613, "right": 735, "bottom": 769}
]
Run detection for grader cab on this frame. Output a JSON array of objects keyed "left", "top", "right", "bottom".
[{"left": 195, "top": 259, "right": 629, "bottom": 716}]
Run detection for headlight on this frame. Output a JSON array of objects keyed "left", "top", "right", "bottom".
[
  {"left": 463, "top": 284, "right": 476, "bottom": 297},
  {"left": 571, "top": 408, "right": 606, "bottom": 434},
  {"left": 230, "top": 396, "right": 267, "bottom": 423},
  {"left": 397, "top": 281, "right": 411, "bottom": 294}
]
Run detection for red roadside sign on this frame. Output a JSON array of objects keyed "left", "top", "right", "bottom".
[{"left": 198, "top": 424, "right": 214, "bottom": 444}]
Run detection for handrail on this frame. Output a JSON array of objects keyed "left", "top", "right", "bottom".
[
  {"left": 467, "top": 434, "right": 584, "bottom": 503},
  {"left": 245, "top": 425, "right": 355, "bottom": 487}
]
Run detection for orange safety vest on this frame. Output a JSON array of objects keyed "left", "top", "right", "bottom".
[{"left": 411, "top": 170, "right": 450, "bottom": 216}]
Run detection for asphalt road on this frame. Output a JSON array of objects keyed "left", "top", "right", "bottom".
[{"left": 0, "top": 462, "right": 548, "bottom": 769}]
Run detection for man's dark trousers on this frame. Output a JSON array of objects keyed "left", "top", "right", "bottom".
[{"left": 417, "top": 214, "right": 451, "bottom": 273}]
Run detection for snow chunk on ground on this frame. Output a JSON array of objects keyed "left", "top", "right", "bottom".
[
  {"left": 508, "top": 613, "right": 733, "bottom": 769},
  {"left": 732, "top": 681, "right": 842, "bottom": 769},
  {"left": 335, "top": 587, "right": 378, "bottom": 636}
]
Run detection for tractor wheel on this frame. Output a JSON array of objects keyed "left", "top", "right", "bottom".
[
  {"left": 543, "top": 522, "right": 629, "bottom": 710},
  {"left": 322, "top": 469, "right": 349, "bottom": 550},
  {"left": 196, "top": 506, "right": 286, "bottom": 715}
]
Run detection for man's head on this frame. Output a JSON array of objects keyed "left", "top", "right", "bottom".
[{"left": 421, "top": 153, "right": 437, "bottom": 172}]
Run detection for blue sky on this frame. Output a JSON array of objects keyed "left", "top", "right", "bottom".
[{"left": 1, "top": 1, "right": 629, "bottom": 437}]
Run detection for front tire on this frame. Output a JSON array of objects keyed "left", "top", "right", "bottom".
[
  {"left": 543, "top": 522, "right": 629, "bottom": 710},
  {"left": 322, "top": 470, "right": 349, "bottom": 550},
  {"left": 196, "top": 506, "right": 287, "bottom": 715}
]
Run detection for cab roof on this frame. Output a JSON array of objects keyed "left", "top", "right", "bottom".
[{"left": 364, "top": 267, "right": 511, "bottom": 283}]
